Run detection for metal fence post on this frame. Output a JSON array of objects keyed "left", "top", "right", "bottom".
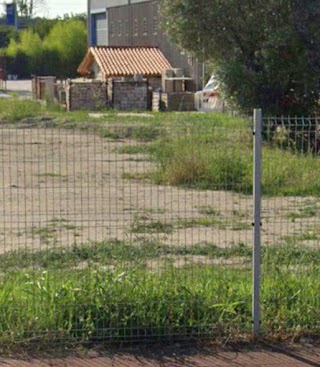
[{"left": 253, "top": 109, "right": 262, "bottom": 336}]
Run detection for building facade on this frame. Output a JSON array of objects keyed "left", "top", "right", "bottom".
[{"left": 88, "top": 0, "right": 203, "bottom": 89}]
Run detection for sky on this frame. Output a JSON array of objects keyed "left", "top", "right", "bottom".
[
  {"left": 2, "top": 0, "right": 87, "bottom": 19},
  {"left": 37, "top": 0, "right": 87, "bottom": 18}
]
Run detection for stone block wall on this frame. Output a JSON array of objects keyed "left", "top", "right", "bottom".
[
  {"left": 66, "top": 81, "right": 108, "bottom": 111},
  {"left": 32, "top": 78, "right": 152, "bottom": 111},
  {"left": 113, "top": 81, "right": 149, "bottom": 111}
]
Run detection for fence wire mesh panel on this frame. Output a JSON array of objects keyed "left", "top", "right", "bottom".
[
  {"left": 0, "top": 116, "right": 253, "bottom": 343},
  {"left": 262, "top": 116, "right": 320, "bottom": 336}
]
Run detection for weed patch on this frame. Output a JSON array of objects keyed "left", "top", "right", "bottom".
[
  {"left": 0, "top": 99, "right": 44, "bottom": 122},
  {"left": 198, "top": 207, "right": 221, "bottom": 216},
  {"left": 130, "top": 217, "right": 174, "bottom": 234},
  {"left": 178, "top": 218, "right": 251, "bottom": 231},
  {"left": 98, "top": 125, "right": 163, "bottom": 142},
  {"left": 37, "top": 172, "right": 67, "bottom": 180},
  {"left": 287, "top": 204, "right": 318, "bottom": 221},
  {"left": 30, "top": 220, "right": 82, "bottom": 246},
  {"left": 282, "top": 230, "right": 319, "bottom": 244},
  {"left": 116, "top": 144, "right": 158, "bottom": 156}
]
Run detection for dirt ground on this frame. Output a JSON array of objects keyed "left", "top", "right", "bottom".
[{"left": 0, "top": 127, "right": 319, "bottom": 255}]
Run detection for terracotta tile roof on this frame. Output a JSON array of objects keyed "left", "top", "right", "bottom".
[{"left": 78, "top": 46, "right": 172, "bottom": 78}]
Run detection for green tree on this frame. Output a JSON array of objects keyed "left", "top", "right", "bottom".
[
  {"left": 60, "top": 13, "right": 87, "bottom": 24},
  {"left": 0, "top": 25, "right": 19, "bottom": 49},
  {"left": 161, "top": 0, "right": 320, "bottom": 115},
  {"left": 43, "top": 19, "right": 87, "bottom": 78},
  {"left": 31, "top": 18, "right": 59, "bottom": 39},
  {"left": 6, "top": 29, "right": 43, "bottom": 75},
  {"left": 5, "top": 18, "right": 87, "bottom": 78},
  {"left": 293, "top": 1, "right": 320, "bottom": 76}
]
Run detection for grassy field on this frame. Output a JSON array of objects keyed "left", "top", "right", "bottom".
[
  {"left": 1, "top": 99, "right": 320, "bottom": 197},
  {"left": 0, "top": 99, "right": 320, "bottom": 347},
  {"left": 0, "top": 241, "right": 320, "bottom": 344}
]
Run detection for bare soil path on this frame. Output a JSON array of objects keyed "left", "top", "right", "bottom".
[{"left": 1, "top": 127, "right": 319, "bottom": 255}]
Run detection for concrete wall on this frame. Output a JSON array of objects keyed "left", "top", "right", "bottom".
[{"left": 108, "top": 5, "right": 130, "bottom": 46}]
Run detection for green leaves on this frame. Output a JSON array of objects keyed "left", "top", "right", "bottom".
[
  {"left": 161, "top": 0, "right": 320, "bottom": 115},
  {"left": 5, "top": 19, "right": 87, "bottom": 78}
]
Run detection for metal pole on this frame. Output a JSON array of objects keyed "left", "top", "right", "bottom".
[{"left": 253, "top": 108, "right": 262, "bottom": 336}]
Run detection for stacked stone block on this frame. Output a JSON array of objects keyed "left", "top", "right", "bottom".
[
  {"left": 66, "top": 81, "right": 108, "bottom": 111},
  {"left": 113, "top": 81, "right": 149, "bottom": 111}
]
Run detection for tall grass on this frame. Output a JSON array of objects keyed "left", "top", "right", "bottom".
[
  {"left": 0, "top": 266, "right": 252, "bottom": 342},
  {"left": 0, "top": 241, "right": 319, "bottom": 345},
  {"left": 152, "top": 127, "right": 253, "bottom": 193},
  {"left": 0, "top": 99, "right": 44, "bottom": 121},
  {"left": 148, "top": 119, "right": 320, "bottom": 197},
  {"left": 262, "top": 148, "right": 320, "bottom": 196}
]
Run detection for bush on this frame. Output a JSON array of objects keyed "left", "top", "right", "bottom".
[{"left": 215, "top": 50, "right": 317, "bottom": 116}]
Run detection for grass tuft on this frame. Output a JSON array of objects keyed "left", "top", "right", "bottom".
[
  {"left": 0, "top": 99, "right": 44, "bottom": 122},
  {"left": 130, "top": 217, "right": 174, "bottom": 234}
]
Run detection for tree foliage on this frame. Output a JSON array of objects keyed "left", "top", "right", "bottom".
[
  {"left": 31, "top": 18, "right": 59, "bottom": 39},
  {"left": 5, "top": 18, "right": 87, "bottom": 78},
  {"left": 293, "top": 0, "right": 320, "bottom": 74},
  {"left": 0, "top": 25, "right": 19, "bottom": 48},
  {"left": 161, "top": 0, "right": 320, "bottom": 115},
  {"left": 43, "top": 19, "right": 87, "bottom": 77},
  {"left": 6, "top": 29, "right": 43, "bottom": 76}
]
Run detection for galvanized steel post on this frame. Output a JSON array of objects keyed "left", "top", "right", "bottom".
[{"left": 253, "top": 109, "right": 262, "bottom": 336}]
